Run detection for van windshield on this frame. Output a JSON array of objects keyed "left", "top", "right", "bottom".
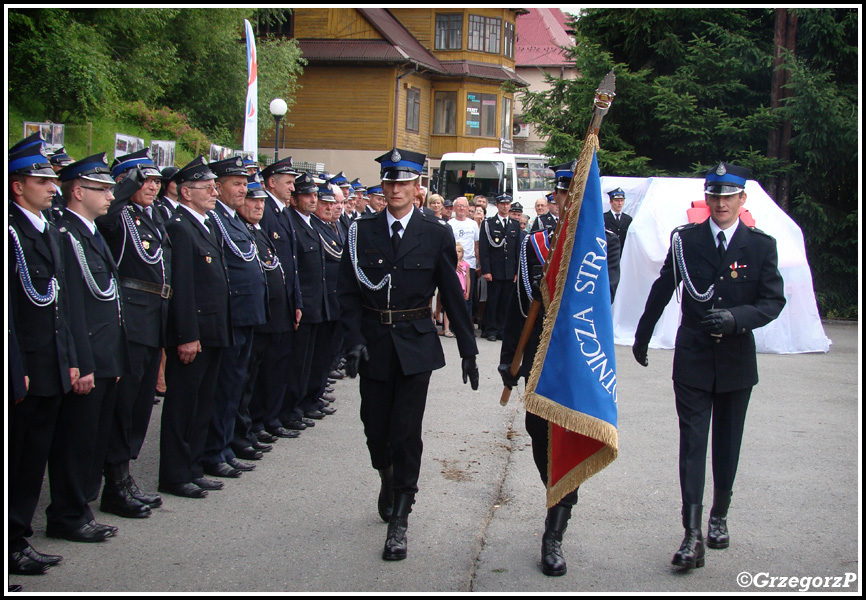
[
  {"left": 438, "top": 161, "right": 504, "bottom": 204},
  {"left": 516, "top": 160, "right": 553, "bottom": 191}
]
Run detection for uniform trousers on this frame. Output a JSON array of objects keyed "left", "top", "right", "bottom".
[
  {"left": 159, "top": 346, "right": 223, "bottom": 485},
  {"left": 305, "top": 320, "right": 337, "bottom": 411},
  {"left": 281, "top": 321, "right": 319, "bottom": 424},
  {"left": 525, "top": 411, "right": 579, "bottom": 508},
  {"left": 483, "top": 279, "right": 514, "bottom": 338},
  {"left": 205, "top": 326, "right": 254, "bottom": 465},
  {"left": 359, "top": 355, "right": 432, "bottom": 497},
  {"left": 9, "top": 394, "right": 62, "bottom": 551},
  {"left": 106, "top": 342, "right": 161, "bottom": 465},
  {"left": 249, "top": 330, "right": 294, "bottom": 434},
  {"left": 674, "top": 381, "right": 752, "bottom": 506},
  {"left": 47, "top": 378, "right": 118, "bottom": 529}
]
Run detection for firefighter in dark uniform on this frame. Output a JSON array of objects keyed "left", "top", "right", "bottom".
[
  {"left": 45, "top": 153, "right": 130, "bottom": 543},
  {"left": 529, "top": 192, "right": 558, "bottom": 234},
  {"left": 95, "top": 147, "right": 168, "bottom": 518},
  {"left": 256, "top": 157, "right": 304, "bottom": 439},
  {"left": 280, "top": 173, "right": 331, "bottom": 428},
  {"left": 604, "top": 187, "right": 632, "bottom": 249},
  {"left": 337, "top": 148, "right": 479, "bottom": 561},
  {"left": 202, "top": 157, "right": 268, "bottom": 479},
  {"left": 8, "top": 136, "right": 79, "bottom": 574},
  {"left": 633, "top": 162, "right": 786, "bottom": 570},
  {"left": 234, "top": 177, "right": 294, "bottom": 457},
  {"left": 158, "top": 156, "right": 233, "bottom": 498},
  {"left": 478, "top": 193, "right": 521, "bottom": 341}
]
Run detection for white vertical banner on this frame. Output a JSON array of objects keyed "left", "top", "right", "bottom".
[{"left": 243, "top": 19, "right": 258, "bottom": 156}]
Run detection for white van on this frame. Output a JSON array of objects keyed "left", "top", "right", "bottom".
[{"left": 433, "top": 148, "right": 552, "bottom": 220}]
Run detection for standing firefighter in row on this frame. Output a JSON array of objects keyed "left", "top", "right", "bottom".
[
  {"left": 338, "top": 148, "right": 479, "bottom": 561},
  {"left": 633, "top": 163, "right": 785, "bottom": 570}
]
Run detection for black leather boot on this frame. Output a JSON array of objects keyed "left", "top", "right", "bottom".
[
  {"left": 672, "top": 504, "right": 705, "bottom": 569},
  {"left": 377, "top": 467, "right": 394, "bottom": 523},
  {"left": 382, "top": 493, "right": 413, "bottom": 561},
  {"left": 707, "top": 489, "right": 732, "bottom": 549},
  {"left": 541, "top": 504, "right": 572, "bottom": 576},
  {"left": 124, "top": 463, "right": 162, "bottom": 509},
  {"left": 100, "top": 465, "right": 152, "bottom": 519}
]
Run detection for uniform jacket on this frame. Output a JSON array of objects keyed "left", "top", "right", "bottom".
[
  {"left": 95, "top": 182, "right": 171, "bottom": 348},
  {"left": 242, "top": 219, "right": 294, "bottom": 334},
  {"left": 8, "top": 204, "right": 78, "bottom": 396},
  {"left": 312, "top": 215, "right": 344, "bottom": 322},
  {"left": 635, "top": 219, "right": 786, "bottom": 393},
  {"left": 210, "top": 200, "right": 269, "bottom": 328},
  {"left": 164, "top": 207, "right": 232, "bottom": 348},
  {"left": 529, "top": 212, "right": 557, "bottom": 235},
  {"left": 260, "top": 192, "right": 302, "bottom": 316},
  {"left": 479, "top": 215, "right": 521, "bottom": 280},
  {"left": 58, "top": 211, "right": 130, "bottom": 378},
  {"left": 338, "top": 208, "right": 477, "bottom": 381},
  {"left": 604, "top": 210, "right": 632, "bottom": 248},
  {"left": 290, "top": 207, "right": 329, "bottom": 324}
]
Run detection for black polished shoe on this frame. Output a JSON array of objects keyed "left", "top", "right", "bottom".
[
  {"left": 319, "top": 406, "right": 337, "bottom": 416},
  {"left": 304, "top": 410, "right": 326, "bottom": 420},
  {"left": 251, "top": 440, "right": 273, "bottom": 453},
  {"left": 321, "top": 392, "right": 336, "bottom": 403},
  {"left": 707, "top": 489, "right": 732, "bottom": 549},
  {"left": 270, "top": 425, "right": 301, "bottom": 437},
  {"left": 101, "top": 464, "right": 152, "bottom": 519},
  {"left": 227, "top": 457, "right": 256, "bottom": 472},
  {"left": 255, "top": 430, "right": 278, "bottom": 444},
  {"left": 88, "top": 520, "right": 118, "bottom": 538},
  {"left": 46, "top": 521, "right": 110, "bottom": 543},
  {"left": 9, "top": 551, "right": 49, "bottom": 575},
  {"left": 329, "top": 369, "right": 346, "bottom": 379},
  {"left": 158, "top": 482, "right": 209, "bottom": 498},
  {"left": 324, "top": 386, "right": 335, "bottom": 394},
  {"left": 541, "top": 505, "right": 572, "bottom": 577},
  {"left": 235, "top": 446, "right": 264, "bottom": 461},
  {"left": 283, "top": 420, "right": 307, "bottom": 431},
  {"left": 672, "top": 504, "right": 705, "bottom": 569},
  {"left": 126, "top": 473, "right": 163, "bottom": 509},
  {"left": 301, "top": 418, "right": 316, "bottom": 427},
  {"left": 191, "top": 477, "right": 224, "bottom": 491},
  {"left": 9, "top": 584, "right": 24, "bottom": 591},
  {"left": 19, "top": 545, "right": 62, "bottom": 567},
  {"left": 382, "top": 493, "right": 414, "bottom": 561},
  {"left": 203, "top": 462, "right": 243, "bottom": 478}
]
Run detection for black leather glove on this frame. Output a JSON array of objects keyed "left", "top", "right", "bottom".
[
  {"left": 530, "top": 265, "right": 544, "bottom": 298},
  {"left": 113, "top": 165, "right": 145, "bottom": 201},
  {"left": 498, "top": 363, "right": 520, "bottom": 390},
  {"left": 343, "top": 345, "right": 369, "bottom": 378},
  {"left": 632, "top": 342, "right": 649, "bottom": 367},
  {"left": 462, "top": 356, "right": 479, "bottom": 390},
  {"left": 701, "top": 309, "right": 737, "bottom": 336}
]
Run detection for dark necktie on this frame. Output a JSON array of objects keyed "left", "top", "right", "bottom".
[
  {"left": 615, "top": 213, "right": 621, "bottom": 223},
  {"left": 93, "top": 228, "right": 106, "bottom": 253},
  {"left": 717, "top": 231, "right": 727, "bottom": 261},
  {"left": 204, "top": 217, "right": 216, "bottom": 243},
  {"left": 391, "top": 221, "right": 403, "bottom": 255}
]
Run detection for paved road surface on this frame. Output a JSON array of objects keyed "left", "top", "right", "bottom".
[{"left": 10, "top": 322, "right": 860, "bottom": 593}]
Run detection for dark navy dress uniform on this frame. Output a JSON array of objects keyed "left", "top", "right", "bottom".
[
  {"left": 7, "top": 137, "right": 80, "bottom": 568},
  {"left": 634, "top": 162, "right": 786, "bottom": 568},
  {"left": 478, "top": 202, "right": 521, "bottom": 339},
  {"left": 203, "top": 161, "right": 269, "bottom": 472},
  {"left": 159, "top": 157, "right": 232, "bottom": 493},
  {"left": 95, "top": 162, "right": 172, "bottom": 474},
  {"left": 529, "top": 211, "right": 557, "bottom": 234}
]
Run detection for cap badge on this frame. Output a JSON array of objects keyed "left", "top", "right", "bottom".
[
  {"left": 145, "top": 148, "right": 152, "bottom": 160},
  {"left": 716, "top": 163, "right": 727, "bottom": 176},
  {"left": 39, "top": 146, "right": 49, "bottom": 158},
  {"left": 235, "top": 158, "right": 243, "bottom": 167},
  {"left": 391, "top": 149, "right": 402, "bottom": 163},
  {"left": 101, "top": 155, "right": 109, "bottom": 165}
]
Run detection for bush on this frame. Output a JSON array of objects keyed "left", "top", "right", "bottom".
[{"left": 119, "top": 101, "right": 212, "bottom": 155}]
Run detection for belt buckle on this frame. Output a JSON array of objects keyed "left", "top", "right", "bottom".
[
  {"left": 381, "top": 310, "right": 392, "bottom": 325},
  {"left": 161, "top": 284, "right": 172, "bottom": 299}
]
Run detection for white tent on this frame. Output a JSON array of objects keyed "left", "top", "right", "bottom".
[{"left": 601, "top": 176, "right": 831, "bottom": 354}]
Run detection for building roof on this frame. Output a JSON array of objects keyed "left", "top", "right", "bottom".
[
  {"left": 438, "top": 61, "right": 529, "bottom": 87},
  {"left": 515, "top": 7, "right": 574, "bottom": 67}
]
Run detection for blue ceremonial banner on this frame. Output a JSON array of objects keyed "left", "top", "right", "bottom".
[
  {"left": 524, "top": 148, "right": 619, "bottom": 506},
  {"left": 243, "top": 19, "right": 258, "bottom": 156}
]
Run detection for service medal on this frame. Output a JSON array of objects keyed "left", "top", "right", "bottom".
[
  {"left": 205, "top": 256, "right": 212, "bottom": 263},
  {"left": 142, "top": 240, "right": 150, "bottom": 250},
  {"left": 495, "top": 237, "right": 501, "bottom": 243},
  {"left": 731, "top": 270, "right": 738, "bottom": 279}
]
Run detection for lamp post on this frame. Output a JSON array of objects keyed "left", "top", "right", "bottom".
[{"left": 269, "top": 98, "right": 288, "bottom": 163}]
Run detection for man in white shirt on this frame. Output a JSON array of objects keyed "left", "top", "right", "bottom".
[{"left": 448, "top": 197, "right": 480, "bottom": 321}]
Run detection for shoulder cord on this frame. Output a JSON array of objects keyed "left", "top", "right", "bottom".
[
  {"left": 517, "top": 233, "right": 533, "bottom": 318},
  {"left": 483, "top": 219, "right": 507, "bottom": 248},
  {"left": 318, "top": 232, "right": 344, "bottom": 260},
  {"left": 9, "top": 226, "right": 60, "bottom": 307},
  {"left": 121, "top": 206, "right": 163, "bottom": 265},
  {"left": 347, "top": 220, "right": 392, "bottom": 309},
  {"left": 244, "top": 224, "right": 282, "bottom": 272},
  {"left": 672, "top": 231, "right": 714, "bottom": 303},
  {"left": 210, "top": 211, "right": 258, "bottom": 262},
  {"left": 66, "top": 232, "right": 118, "bottom": 301}
]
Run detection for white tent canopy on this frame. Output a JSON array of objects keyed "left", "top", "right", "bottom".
[{"left": 601, "top": 176, "right": 831, "bottom": 354}]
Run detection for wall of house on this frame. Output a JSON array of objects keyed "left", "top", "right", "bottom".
[{"left": 294, "top": 8, "right": 383, "bottom": 40}]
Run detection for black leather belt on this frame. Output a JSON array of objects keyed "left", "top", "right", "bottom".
[
  {"left": 363, "top": 306, "right": 431, "bottom": 325},
  {"left": 120, "top": 277, "right": 173, "bottom": 299}
]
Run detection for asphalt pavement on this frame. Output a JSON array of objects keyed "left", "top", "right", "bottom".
[{"left": 10, "top": 321, "right": 860, "bottom": 594}]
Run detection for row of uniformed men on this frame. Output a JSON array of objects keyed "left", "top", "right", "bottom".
[{"left": 7, "top": 134, "right": 363, "bottom": 576}]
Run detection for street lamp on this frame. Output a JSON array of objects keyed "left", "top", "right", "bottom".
[{"left": 269, "top": 98, "right": 288, "bottom": 163}]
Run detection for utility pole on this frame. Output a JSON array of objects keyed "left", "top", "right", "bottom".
[{"left": 767, "top": 8, "right": 797, "bottom": 211}]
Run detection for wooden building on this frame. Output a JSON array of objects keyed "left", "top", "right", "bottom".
[{"left": 261, "top": 8, "right": 529, "bottom": 187}]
